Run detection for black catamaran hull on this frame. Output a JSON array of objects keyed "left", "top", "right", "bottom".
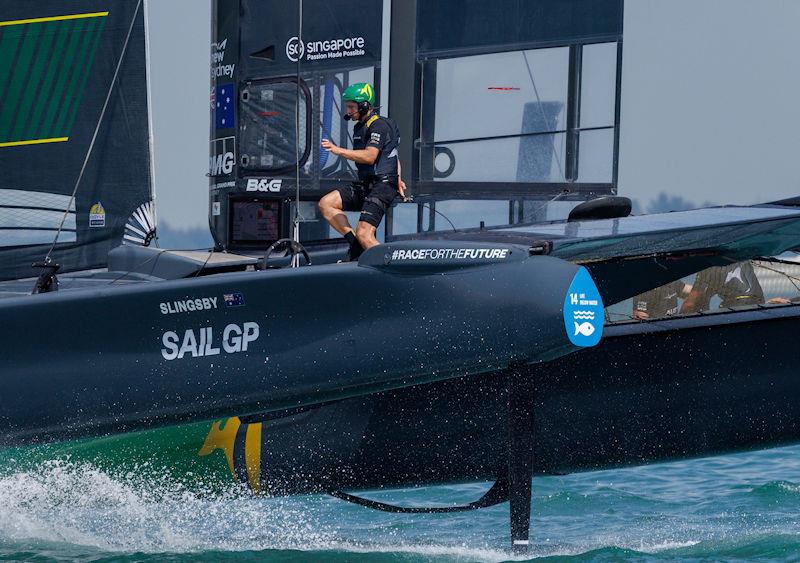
[
  {"left": 225, "top": 303, "right": 800, "bottom": 496},
  {"left": 0, "top": 243, "right": 593, "bottom": 446}
]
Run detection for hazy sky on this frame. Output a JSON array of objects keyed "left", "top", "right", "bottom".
[
  {"left": 146, "top": 0, "right": 800, "bottom": 232},
  {"left": 618, "top": 0, "right": 800, "bottom": 207},
  {"left": 147, "top": 0, "right": 211, "bottom": 231}
]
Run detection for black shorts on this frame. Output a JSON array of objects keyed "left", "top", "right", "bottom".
[{"left": 337, "top": 180, "right": 398, "bottom": 228}]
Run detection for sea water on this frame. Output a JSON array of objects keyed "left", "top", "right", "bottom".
[{"left": 0, "top": 444, "right": 798, "bottom": 561}]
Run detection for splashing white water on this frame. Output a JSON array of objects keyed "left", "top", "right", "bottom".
[
  {"left": 0, "top": 454, "right": 797, "bottom": 561},
  {"left": 0, "top": 459, "right": 338, "bottom": 553},
  {"left": 0, "top": 459, "right": 697, "bottom": 561},
  {"left": 0, "top": 461, "right": 537, "bottom": 561}
]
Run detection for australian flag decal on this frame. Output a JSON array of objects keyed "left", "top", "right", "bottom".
[
  {"left": 224, "top": 292, "right": 245, "bottom": 307},
  {"left": 215, "top": 84, "right": 235, "bottom": 129}
]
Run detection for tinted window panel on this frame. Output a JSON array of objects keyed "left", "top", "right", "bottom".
[
  {"left": 433, "top": 47, "right": 569, "bottom": 142},
  {"left": 435, "top": 200, "right": 509, "bottom": 229},
  {"left": 433, "top": 134, "right": 566, "bottom": 183},
  {"left": 390, "top": 202, "right": 419, "bottom": 235},
  {"left": 577, "top": 128, "right": 614, "bottom": 183},
  {"left": 580, "top": 42, "right": 618, "bottom": 128}
]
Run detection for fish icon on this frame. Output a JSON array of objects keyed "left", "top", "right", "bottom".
[{"left": 574, "top": 321, "right": 595, "bottom": 337}]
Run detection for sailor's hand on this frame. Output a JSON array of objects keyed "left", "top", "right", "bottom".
[
  {"left": 398, "top": 179, "right": 407, "bottom": 199},
  {"left": 321, "top": 138, "right": 338, "bottom": 155}
]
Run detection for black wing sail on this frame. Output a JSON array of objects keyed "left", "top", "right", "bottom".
[{"left": 0, "top": 0, "right": 153, "bottom": 281}]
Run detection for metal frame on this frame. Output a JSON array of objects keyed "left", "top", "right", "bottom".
[{"left": 413, "top": 36, "right": 621, "bottom": 200}]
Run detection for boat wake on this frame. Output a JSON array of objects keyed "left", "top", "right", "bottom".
[
  {"left": 0, "top": 457, "right": 798, "bottom": 561},
  {"left": 0, "top": 460, "right": 690, "bottom": 561},
  {"left": 0, "top": 459, "right": 336, "bottom": 554}
]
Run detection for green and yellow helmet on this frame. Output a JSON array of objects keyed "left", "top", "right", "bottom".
[{"left": 342, "top": 82, "right": 375, "bottom": 106}]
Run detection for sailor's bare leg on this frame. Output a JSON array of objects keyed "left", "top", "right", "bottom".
[
  {"left": 355, "top": 221, "right": 380, "bottom": 250},
  {"left": 319, "top": 190, "right": 353, "bottom": 235}
]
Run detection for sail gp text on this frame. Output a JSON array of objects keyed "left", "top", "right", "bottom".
[{"left": 161, "top": 322, "right": 259, "bottom": 361}]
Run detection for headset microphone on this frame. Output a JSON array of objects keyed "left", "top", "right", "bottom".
[{"left": 343, "top": 114, "right": 351, "bottom": 121}]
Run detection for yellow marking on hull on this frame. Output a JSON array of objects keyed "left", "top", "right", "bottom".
[
  {"left": 245, "top": 423, "right": 262, "bottom": 493},
  {"left": 0, "top": 137, "right": 68, "bottom": 148},
  {"left": 0, "top": 12, "right": 109, "bottom": 27},
  {"left": 198, "top": 417, "right": 241, "bottom": 478}
]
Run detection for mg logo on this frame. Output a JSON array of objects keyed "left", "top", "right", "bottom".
[
  {"left": 286, "top": 36, "right": 304, "bottom": 62},
  {"left": 209, "top": 152, "right": 234, "bottom": 176},
  {"left": 209, "top": 136, "right": 235, "bottom": 177},
  {"left": 246, "top": 179, "right": 282, "bottom": 192}
]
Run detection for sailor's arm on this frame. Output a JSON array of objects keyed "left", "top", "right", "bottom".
[
  {"left": 321, "top": 139, "right": 378, "bottom": 165},
  {"left": 679, "top": 287, "right": 704, "bottom": 314},
  {"left": 680, "top": 269, "right": 713, "bottom": 313},
  {"left": 397, "top": 159, "right": 406, "bottom": 198}
]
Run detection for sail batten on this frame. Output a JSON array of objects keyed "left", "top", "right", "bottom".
[{"left": 0, "top": 189, "right": 76, "bottom": 211}]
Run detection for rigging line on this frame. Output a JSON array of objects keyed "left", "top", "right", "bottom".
[
  {"left": 415, "top": 189, "right": 569, "bottom": 234},
  {"left": 106, "top": 245, "right": 216, "bottom": 286},
  {"left": 527, "top": 189, "right": 568, "bottom": 219},
  {"left": 192, "top": 248, "right": 215, "bottom": 278},
  {"left": 291, "top": 0, "right": 303, "bottom": 267},
  {"left": 107, "top": 247, "right": 170, "bottom": 285},
  {"left": 753, "top": 261, "right": 800, "bottom": 292},
  {"left": 44, "top": 0, "right": 143, "bottom": 263},
  {"left": 418, "top": 203, "right": 457, "bottom": 232},
  {"left": 521, "top": 50, "right": 566, "bottom": 182}
]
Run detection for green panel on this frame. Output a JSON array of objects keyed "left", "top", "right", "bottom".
[
  {"left": 52, "top": 18, "right": 99, "bottom": 137},
  {"left": 0, "top": 24, "right": 41, "bottom": 141},
  {"left": 26, "top": 20, "right": 72, "bottom": 140},
  {"left": 0, "top": 26, "right": 25, "bottom": 119},
  {"left": 38, "top": 17, "right": 85, "bottom": 140},
  {"left": 0, "top": 26, "right": 30, "bottom": 141},
  {"left": 63, "top": 17, "right": 106, "bottom": 136},
  {"left": 8, "top": 21, "right": 59, "bottom": 141},
  {"left": 0, "top": 419, "right": 235, "bottom": 494}
]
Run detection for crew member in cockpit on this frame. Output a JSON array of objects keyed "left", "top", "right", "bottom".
[
  {"left": 633, "top": 279, "right": 693, "bottom": 320},
  {"left": 680, "top": 261, "right": 765, "bottom": 313},
  {"left": 319, "top": 82, "right": 405, "bottom": 261}
]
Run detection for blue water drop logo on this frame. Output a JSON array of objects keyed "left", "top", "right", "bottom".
[{"left": 563, "top": 267, "right": 604, "bottom": 347}]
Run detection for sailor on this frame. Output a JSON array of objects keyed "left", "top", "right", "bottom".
[
  {"left": 632, "top": 279, "right": 692, "bottom": 320},
  {"left": 319, "top": 82, "right": 404, "bottom": 261},
  {"left": 680, "top": 261, "right": 765, "bottom": 313}
]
